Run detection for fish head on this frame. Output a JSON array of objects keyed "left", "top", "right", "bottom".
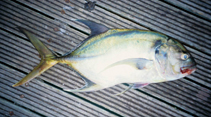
[{"left": 155, "top": 39, "right": 196, "bottom": 81}]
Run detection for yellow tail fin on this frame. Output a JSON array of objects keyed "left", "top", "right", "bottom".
[{"left": 13, "top": 28, "right": 58, "bottom": 87}]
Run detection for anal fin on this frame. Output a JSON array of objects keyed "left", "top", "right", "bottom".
[
  {"left": 63, "top": 83, "right": 103, "bottom": 92},
  {"left": 63, "top": 72, "right": 104, "bottom": 92}
]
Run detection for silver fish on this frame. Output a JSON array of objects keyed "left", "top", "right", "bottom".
[{"left": 13, "top": 20, "right": 196, "bottom": 95}]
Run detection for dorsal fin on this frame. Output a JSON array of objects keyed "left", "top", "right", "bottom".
[
  {"left": 62, "top": 19, "right": 109, "bottom": 56},
  {"left": 76, "top": 19, "right": 109, "bottom": 37}
]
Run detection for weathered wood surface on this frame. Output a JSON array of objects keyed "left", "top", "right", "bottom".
[
  {"left": 164, "top": 0, "right": 211, "bottom": 21},
  {"left": 0, "top": 0, "right": 211, "bottom": 116}
]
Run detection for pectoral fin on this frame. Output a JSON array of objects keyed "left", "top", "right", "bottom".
[{"left": 102, "top": 58, "right": 153, "bottom": 72}]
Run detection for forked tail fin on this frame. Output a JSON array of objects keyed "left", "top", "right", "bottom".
[{"left": 13, "top": 28, "right": 58, "bottom": 87}]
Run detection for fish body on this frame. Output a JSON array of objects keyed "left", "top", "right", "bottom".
[
  {"left": 13, "top": 20, "right": 196, "bottom": 94},
  {"left": 66, "top": 29, "right": 167, "bottom": 87}
]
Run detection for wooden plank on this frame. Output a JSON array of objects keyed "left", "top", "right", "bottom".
[
  {"left": 11, "top": 0, "right": 211, "bottom": 88},
  {"left": 96, "top": 0, "right": 211, "bottom": 55},
  {"left": 164, "top": 0, "right": 211, "bottom": 21},
  {"left": 0, "top": 0, "right": 208, "bottom": 117},
  {"left": 1, "top": 0, "right": 211, "bottom": 116},
  {"left": 0, "top": 0, "right": 191, "bottom": 115},
  {"left": 142, "top": 82, "right": 211, "bottom": 115},
  {"left": 0, "top": 27, "right": 208, "bottom": 116},
  {"left": 93, "top": 1, "right": 211, "bottom": 116},
  {"left": 15, "top": 0, "right": 146, "bottom": 32},
  {"left": 0, "top": 64, "right": 116, "bottom": 117},
  {"left": 0, "top": 98, "right": 41, "bottom": 117},
  {"left": 0, "top": 28, "right": 188, "bottom": 117},
  {"left": 0, "top": 0, "right": 85, "bottom": 54},
  {"left": 11, "top": 0, "right": 211, "bottom": 90}
]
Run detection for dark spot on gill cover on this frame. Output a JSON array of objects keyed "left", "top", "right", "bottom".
[
  {"left": 155, "top": 49, "right": 159, "bottom": 54},
  {"left": 153, "top": 40, "right": 162, "bottom": 49}
]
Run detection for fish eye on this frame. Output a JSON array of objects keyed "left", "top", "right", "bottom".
[{"left": 181, "top": 54, "right": 189, "bottom": 60}]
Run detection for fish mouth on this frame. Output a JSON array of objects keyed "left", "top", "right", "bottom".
[{"left": 180, "top": 64, "right": 196, "bottom": 75}]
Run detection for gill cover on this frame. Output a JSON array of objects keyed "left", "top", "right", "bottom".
[
  {"left": 155, "top": 38, "right": 196, "bottom": 81},
  {"left": 155, "top": 43, "right": 168, "bottom": 76},
  {"left": 154, "top": 39, "right": 178, "bottom": 79}
]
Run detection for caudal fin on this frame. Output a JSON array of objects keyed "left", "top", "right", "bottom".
[{"left": 13, "top": 28, "right": 58, "bottom": 87}]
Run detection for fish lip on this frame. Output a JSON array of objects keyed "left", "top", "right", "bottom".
[{"left": 180, "top": 64, "right": 197, "bottom": 74}]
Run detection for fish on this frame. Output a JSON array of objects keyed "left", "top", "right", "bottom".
[{"left": 13, "top": 19, "right": 197, "bottom": 95}]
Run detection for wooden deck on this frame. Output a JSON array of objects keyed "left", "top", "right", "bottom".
[{"left": 0, "top": 0, "right": 211, "bottom": 116}]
